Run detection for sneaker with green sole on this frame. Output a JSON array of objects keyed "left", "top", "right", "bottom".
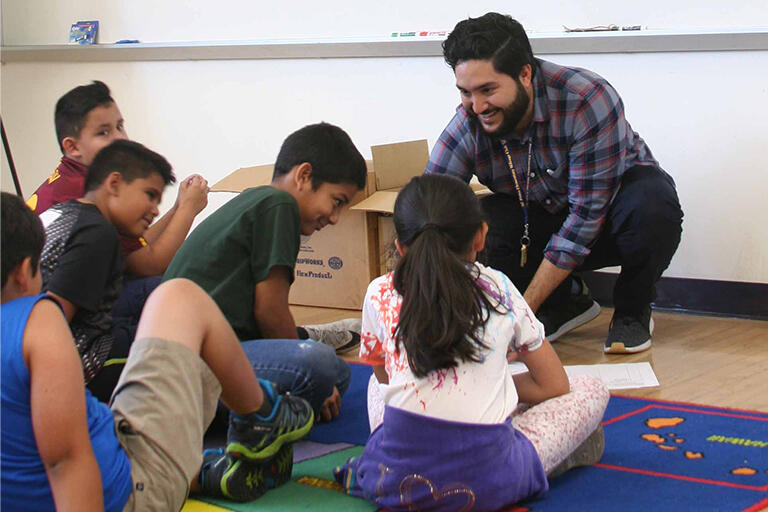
[
  {"left": 200, "top": 444, "right": 294, "bottom": 500},
  {"left": 226, "top": 380, "right": 314, "bottom": 461},
  {"left": 199, "top": 450, "right": 267, "bottom": 502}
]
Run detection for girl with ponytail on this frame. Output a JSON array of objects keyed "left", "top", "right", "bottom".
[{"left": 335, "top": 175, "right": 609, "bottom": 511}]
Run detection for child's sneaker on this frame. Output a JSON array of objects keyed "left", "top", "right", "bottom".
[
  {"left": 547, "top": 424, "right": 605, "bottom": 479},
  {"left": 302, "top": 318, "right": 361, "bottom": 354},
  {"left": 200, "top": 444, "right": 294, "bottom": 500},
  {"left": 199, "top": 449, "right": 266, "bottom": 502},
  {"left": 227, "top": 380, "right": 314, "bottom": 461},
  {"left": 262, "top": 442, "right": 294, "bottom": 489}
]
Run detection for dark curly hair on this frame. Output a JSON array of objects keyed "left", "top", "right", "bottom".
[{"left": 443, "top": 13, "right": 536, "bottom": 79}]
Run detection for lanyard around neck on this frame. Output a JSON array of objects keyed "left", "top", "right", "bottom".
[{"left": 500, "top": 139, "right": 533, "bottom": 267}]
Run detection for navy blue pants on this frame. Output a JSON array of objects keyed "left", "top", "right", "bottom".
[
  {"left": 481, "top": 165, "right": 683, "bottom": 315},
  {"left": 88, "top": 276, "right": 162, "bottom": 402}
]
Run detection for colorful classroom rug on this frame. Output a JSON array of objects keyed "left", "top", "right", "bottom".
[{"left": 185, "top": 364, "right": 768, "bottom": 512}]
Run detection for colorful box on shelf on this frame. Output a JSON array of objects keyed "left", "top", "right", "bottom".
[{"left": 68, "top": 20, "right": 99, "bottom": 45}]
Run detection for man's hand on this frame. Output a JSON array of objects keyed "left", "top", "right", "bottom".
[
  {"left": 319, "top": 386, "right": 341, "bottom": 422},
  {"left": 176, "top": 174, "right": 209, "bottom": 215}
]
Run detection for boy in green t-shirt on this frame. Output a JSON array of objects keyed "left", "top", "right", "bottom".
[{"left": 164, "top": 122, "right": 367, "bottom": 422}]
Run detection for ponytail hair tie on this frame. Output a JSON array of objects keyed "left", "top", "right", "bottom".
[{"left": 421, "top": 223, "right": 442, "bottom": 234}]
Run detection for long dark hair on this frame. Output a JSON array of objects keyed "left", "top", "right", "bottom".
[{"left": 393, "top": 174, "right": 502, "bottom": 378}]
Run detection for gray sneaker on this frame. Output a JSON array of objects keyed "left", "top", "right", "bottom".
[
  {"left": 302, "top": 318, "right": 361, "bottom": 354},
  {"left": 548, "top": 424, "right": 605, "bottom": 478},
  {"left": 604, "top": 307, "right": 654, "bottom": 354},
  {"left": 537, "top": 278, "right": 601, "bottom": 342}
]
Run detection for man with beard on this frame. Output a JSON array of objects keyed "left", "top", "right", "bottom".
[{"left": 425, "top": 13, "right": 683, "bottom": 354}]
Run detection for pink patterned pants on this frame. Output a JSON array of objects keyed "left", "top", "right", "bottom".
[{"left": 367, "top": 374, "right": 609, "bottom": 474}]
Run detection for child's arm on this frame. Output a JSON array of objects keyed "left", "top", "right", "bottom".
[
  {"left": 253, "top": 265, "right": 299, "bottom": 339},
  {"left": 46, "top": 291, "right": 78, "bottom": 321},
  {"left": 25, "top": 300, "right": 104, "bottom": 511},
  {"left": 513, "top": 339, "right": 570, "bottom": 404},
  {"left": 254, "top": 265, "right": 343, "bottom": 420},
  {"left": 125, "top": 175, "right": 209, "bottom": 276},
  {"left": 361, "top": 281, "right": 389, "bottom": 384},
  {"left": 372, "top": 365, "right": 389, "bottom": 384}
]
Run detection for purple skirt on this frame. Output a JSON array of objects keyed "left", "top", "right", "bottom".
[{"left": 334, "top": 405, "right": 548, "bottom": 511}]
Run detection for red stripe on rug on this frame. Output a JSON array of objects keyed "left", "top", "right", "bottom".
[
  {"left": 603, "top": 404, "right": 768, "bottom": 425},
  {"left": 593, "top": 463, "right": 768, "bottom": 491},
  {"left": 741, "top": 496, "right": 768, "bottom": 512},
  {"left": 611, "top": 393, "right": 768, "bottom": 416},
  {"left": 602, "top": 405, "right": 654, "bottom": 425}
]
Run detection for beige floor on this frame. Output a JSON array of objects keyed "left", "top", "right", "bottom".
[{"left": 292, "top": 305, "right": 768, "bottom": 412}]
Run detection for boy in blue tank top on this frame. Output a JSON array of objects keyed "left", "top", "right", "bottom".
[{"left": 1, "top": 190, "right": 314, "bottom": 509}]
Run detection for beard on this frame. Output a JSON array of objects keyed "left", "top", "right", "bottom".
[{"left": 471, "top": 79, "right": 530, "bottom": 137}]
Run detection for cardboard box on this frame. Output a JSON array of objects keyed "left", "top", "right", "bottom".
[
  {"left": 351, "top": 139, "right": 431, "bottom": 275},
  {"left": 211, "top": 163, "right": 376, "bottom": 310},
  {"left": 352, "top": 140, "right": 491, "bottom": 276}
]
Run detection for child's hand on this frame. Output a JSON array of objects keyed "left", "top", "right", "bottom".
[
  {"left": 506, "top": 347, "right": 519, "bottom": 362},
  {"left": 176, "top": 174, "right": 209, "bottom": 215},
  {"left": 319, "top": 386, "right": 342, "bottom": 422}
]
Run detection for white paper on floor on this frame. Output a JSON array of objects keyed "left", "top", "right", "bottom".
[{"left": 508, "top": 361, "right": 659, "bottom": 390}]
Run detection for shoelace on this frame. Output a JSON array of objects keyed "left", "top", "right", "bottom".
[{"left": 282, "top": 395, "right": 308, "bottom": 422}]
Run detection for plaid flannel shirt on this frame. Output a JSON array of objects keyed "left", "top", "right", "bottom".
[{"left": 426, "top": 59, "right": 665, "bottom": 270}]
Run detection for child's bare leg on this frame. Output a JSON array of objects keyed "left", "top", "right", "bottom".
[{"left": 134, "top": 278, "right": 263, "bottom": 414}]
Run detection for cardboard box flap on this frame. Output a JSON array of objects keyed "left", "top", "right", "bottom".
[
  {"left": 353, "top": 182, "right": 491, "bottom": 214},
  {"left": 212, "top": 160, "right": 374, "bottom": 197},
  {"left": 211, "top": 165, "right": 274, "bottom": 193},
  {"left": 470, "top": 182, "right": 492, "bottom": 196},
  {"left": 347, "top": 170, "right": 376, "bottom": 206},
  {"left": 350, "top": 189, "right": 399, "bottom": 214},
  {"left": 371, "top": 139, "right": 429, "bottom": 191}
]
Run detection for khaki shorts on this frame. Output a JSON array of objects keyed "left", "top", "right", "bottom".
[{"left": 111, "top": 337, "right": 221, "bottom": 512}]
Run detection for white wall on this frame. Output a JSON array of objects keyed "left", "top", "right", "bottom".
[
  {"left": 3, "top": 0, "right": 767, "bottom": 45},
  {"left": 2, "top": 2, "right": 767, "bottom": 284}
]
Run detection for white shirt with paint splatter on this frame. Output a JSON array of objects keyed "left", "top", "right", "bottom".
[{"left": 360, "top": 262, "right": 544, "bottom": 424}]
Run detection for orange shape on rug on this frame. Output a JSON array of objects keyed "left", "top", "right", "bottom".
[
  {"left": 641, "top": 434, "right": 666, "bottom": 444},
  {"left": 646, "top": 417, "right": 685, "bottom": 429},
  {"left": 731, "top": 467, "right": 757, "bottom": 476}
]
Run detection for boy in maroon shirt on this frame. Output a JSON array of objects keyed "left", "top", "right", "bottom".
[
  {"left": 27, "top": 81, "right": 209, "bottom": 324},
  {"left": 27, "top": 80, "right": 208, "bottom": 275}
]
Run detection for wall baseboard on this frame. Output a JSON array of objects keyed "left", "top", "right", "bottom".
[{"left": 582, "top": 271, "right": 768, "bottom": 321}]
